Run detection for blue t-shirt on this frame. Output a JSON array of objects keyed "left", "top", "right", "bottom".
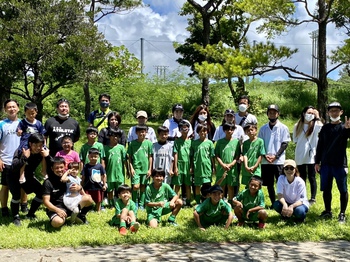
[
  {"left": 17, "top": 118, "right": 46, "bottom": 149},
  {"left": 0, "top": 118, "right": 21, "bottom": 165}
]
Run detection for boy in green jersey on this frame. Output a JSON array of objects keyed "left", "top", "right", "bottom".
[
  {"left": 128, "top": 125, "right": 153, "bottom": 209},
  {"left": 104, "top": 128, "right": 127, "bottom": 208},
  {"left": 110, "top": 184, "right": 140, "bottom": 235},
  {"left": 190, "top": 124, "right": 216, "bottom": 204},
  {"left": 79, "top": 126, "right": 105, "bottom": 169},
  {"left": 193, "top": 185, "right": 233, "bottom": 230},
  {"left": 173, "top": 120, "right": 192, "bottom": 206},
  {"left": 233, "top": 175, "right": 268, "bottom": 228},
  {"left": 215, "top": 122, "right": 241, "bottom": 206},
  {"left": 145, "top": 169, "right": 183, "bottom": 227},
  {"left": 242, "top": 123, "right": 266, "bottom": 186}
]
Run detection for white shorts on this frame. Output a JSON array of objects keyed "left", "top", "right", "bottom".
[{"left": 63, "top": 194, "right": 82, "bottom": 211}]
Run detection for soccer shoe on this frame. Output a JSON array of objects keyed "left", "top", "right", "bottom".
[
  {"left": 25, "top": 213, "right": 37, "bottom": 220},
  {"left": 338, "top": 213, "right": 346, "bottom": 224},
  {"left": 119, "top": 227, "right": 128, "bottom": 235},
  {"left": 319, "top": 210, "right": 332, "bottom": 219},
  {"left": 130, "top": 222, "right": 140, "bottom": 233},
  {"left": 13, "top": 215, "right": 21, "bottom": 226},
  {"left": 258, "top": 222, "right": 266, "bottom": 229}
]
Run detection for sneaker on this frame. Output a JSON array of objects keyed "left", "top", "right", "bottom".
[
  {"left": 119, "top": 227, "right": 128, "bottom": 235},
  {"left": 130, "top": 222, "right": 140, "bottom": 233},
  {"left": 138, "top": 205, "right": 145, "bottom": 211},
  {"left": 338, "top": 213, "right": 346, "bottom": 224},
  {"left": 25, "top": 213, "right": 37, "bottom": 220},
  {"left": 320, "top": 210, "right": 332, "bottom": 219},
  {"left": 258, "top": 222, "right": 266, "bottom": 229},
  {"left": 103, "top": 198, "right": 109, "bottom": 206},
  {"left": 1, "top": 207, "right": 10, "bottom": 217},
  {"left": 20, "top": 203, "right": 29, "bottom": 213},
  {"left": 168, "top": 221, "right": 178, "bottom": 227},
  {"left": 13, "top": 215, "right": 21, "bottom": 226},
  {"left": 309, "top": 199, "right": 316, "bottom": 205},
  {"left": 76, "top": 214, "right": 89, "bottom": 225}
]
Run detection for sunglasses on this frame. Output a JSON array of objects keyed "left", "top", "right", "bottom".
[{"left": 284, "top": 166, "right": 295, "bottom": 171}]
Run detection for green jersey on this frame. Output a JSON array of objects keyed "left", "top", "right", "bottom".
[
  {"left": 241, "top": 138, "right": 265, "bottom": 185},
  {"left": 104, "top": 144, "right": 126, "bottom": 183},
  {"left": 111, "top": 198, "right": 137, "bottom": 225},
  {"left": 235, "top": 188, "right": 265, "bottom": 212},
  {"left": 174, "top": 137, "right": 191, "bottom": 175},
  {"left": 79, "top": 141, "right": 105, "bottom": 164},
  {"left": 145, "top": 183, "right": 176, "bottom": 213},
  {"left": 195, "top": 197, "right": 231, "bottom": 219},
  {"left": 127, "top": 139, "right": 153, "bottom": 175},
  {"left": 215, "top": 137, "right": 241, "bottom": 180},
  {"left": 191, "top": 139, "right": 215, "bottom": 179}
]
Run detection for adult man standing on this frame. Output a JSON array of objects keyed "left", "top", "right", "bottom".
[
  {"left": 44, "top": 99, "right": 80, "bottom": 157},
  {"left": 88, "top": 93, "right": 112, "bottom": 131},
  {"left": 235, "top": 95, "right": 258, "bottom": 128}
]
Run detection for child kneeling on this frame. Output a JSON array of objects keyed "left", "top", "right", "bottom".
[
  {"left": 145, "top": 169, "right": 182, "bottom": 228},
  {"left": 110, "top": 184, "right": 140, "bottom": 235},
  {"left": 193, "top": 185, "right": 233, "bottom": 230},
  {"left": 232, "top": 176, "right": 268, "bottom": 228}
]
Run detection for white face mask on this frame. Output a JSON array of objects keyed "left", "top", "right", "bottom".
[
  {"left": 58, "top": 113, "right": 69, "bottom": 119},
  {"left": 198, "top": 114, "right": 207, "bottom": 122},
  {"left": 330, "top": 116, "right": 341, "bottom": 122},
  {"left": 238, "top": 104, "right": 248, "bottom": 113},
  {"left": 304, "top": 113, "right": 314, "bottom": 122}
]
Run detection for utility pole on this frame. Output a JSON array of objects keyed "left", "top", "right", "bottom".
[
  {"left": 141, "top": 37, "right": 144, "bottom": 74},
  {"left": 154, "top": 65, "right": 169, "bottom": 80},
  {"left": 310, "top": 30, "right": 319, "bottom": 78}
]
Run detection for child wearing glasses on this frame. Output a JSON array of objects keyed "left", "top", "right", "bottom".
[{"left": 273, "top": 159, "right": 309, "bottom": 223}]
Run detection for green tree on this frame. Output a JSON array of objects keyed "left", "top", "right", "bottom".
[{"left": 0, "top": 0, "right": 111, "bottom": 121}]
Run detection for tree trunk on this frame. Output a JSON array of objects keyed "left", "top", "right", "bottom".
[
  {"left": 0, "top": 86, "right": 11, "bottom": 112},
  {"left": 202, "top": 78, "right": 210, "bottom": 105},
  {"left": 83, "top": 80, "right": 91, "bottom": 121},
  {"left": 201, "top": 14, "right": 211, "bottom": 106},
  {"left": 228, "top": 78, "right": 235, "bottom": 98}
]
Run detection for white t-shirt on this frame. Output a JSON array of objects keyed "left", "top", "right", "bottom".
[
  {"left": 213, "top": 125, "right": 245, "bottom": 142},
  {"left": 127, "top": 126, "right": 157, "bottom": 143},
  {"left": 234, "top": 113, "right": 258, "bottom": 127},
  {"left": 258, "top": 120, "right": 291, "bottom": 165},
  {"left": 162, "top": 118, "right": 193, "bottom": 140},
  {"left": 276, "top": 175, "right": 309, "bottom": 208},
  {"left": 292, "top": 121, "right": 323, "bottom": 165}
]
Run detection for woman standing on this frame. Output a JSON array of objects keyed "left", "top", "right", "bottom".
[
  {"left": 189, "top": 104, "right": 216, "bottom": 141},
  {"left": 98, "top": 111, "right": 126, "bottom": 147},
  {"left": 293, "top": 106, "right": 323, "bottom": 204},
  {"left": 273, "top": 159, "right": 309, "bottom": 223}
]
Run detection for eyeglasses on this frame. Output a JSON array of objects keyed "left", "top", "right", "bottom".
[{"left": 284, "top": 166, "right": 295, "bottom": 171}]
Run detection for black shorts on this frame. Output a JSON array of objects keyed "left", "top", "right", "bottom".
[
  {"left": 46, "top": 204, "right": 72, "bottom": 221},
  {"left": 261, "top": 164, "right": 283, "bottom": 187},
  {"left": 0, "top": 165, "right": 12, "bottom": 186}
]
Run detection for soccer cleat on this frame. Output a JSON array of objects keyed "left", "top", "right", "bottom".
[
  {"left": 168, "top": 221, "right": 178, "bottom": 227},
  {"left": 338, "top": 213, "right": 346, "bottom": 224},
  {"left": 119, "top": 227, "right": 128, "bottom": 235},
  {"left": 76, "top": 214, "right": 89, "bottom": 225},
  {"left": 1, "top": 207, "right": 10, "bottom": 217},
  {"left": 319, "top": 210, "right": 332, "bottom": 219},
  {"left": 309, "top": 199, "right": 316, "bottom": 205},
  {"left": 20, "top": 203, "right": 29, "bottom": 213},
  {"left": 25, "top": 213, "right": 37, "bottom": 220},
  {"left": 13, "top": 215, "right": 21, "bottom": 226},
  {"left": 130, "top": 222, "right": 140, "bottom": 233},
  {"left": 258, "top": 222, "right": 266, "bottom": 229}
]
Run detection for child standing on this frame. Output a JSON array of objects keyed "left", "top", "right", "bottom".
[
  {"left": 215, "top": 122, "right": 241, "bottom": 206},
  {"left": 79, "top": 126, "right": 105, "bottom": 168},
  {"left": 55, "top": 135, "right": 80, "bottom": 171},
  {"left": 153, "top": 126, "right": 173, "bottom": 185},
  {"left": 110, "top": 184, "right": 140, "bottom": 235},
  {"left": 242, "top": 123, "right": 266, "bottom": 186},
  {"left": 128, "top": 125, "right": 153, "bottom": 209},
  {"left": 193, "top": 185, "right": 233, "bottom": 230},
  {"left": 173, "top": 120, "right": 192, "bottom": 206},
  {"left": 145, "top": 169, "right": 183, "bottom": 228},
  {"left": 127, "top": 111, "right": 157, "bottom": 143},
  {"left": 104, "top": 128, "right": 127, "bottom": 208},
  {"left": 190, "top": 124, "right": 215, "bottom": 204},
  {"left": 81, "top": 148, "right": 107, "bottom": 212},
  {"left": 233, "top": 176, "right": 268, "bottom": 228}
]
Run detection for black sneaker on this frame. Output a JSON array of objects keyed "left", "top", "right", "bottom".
[
  {"left": 1, "top": 207, "right": 10, "bottom": 217},
  {"left": 13, "top": 215, "right": 21, "bottom": 226},
  {"left": 25, "top": 213, "right": 37, "bottom": 220},
  {"left": 309, "top": 199, "right": 316, "bottom": 205},
  {"left": 319, "top": 210, "right": 332, "bottom": 219},
  {"left": 21, "top": 203, "right": 29, "bottom": 213},
  {"left": 338, "top": 213, "right": 346, "bottom": 224},
  {"left": 76, "top": 214, "right": 89, "bottom": 225}
]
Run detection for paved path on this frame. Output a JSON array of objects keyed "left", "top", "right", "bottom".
[{"left": 2, "top": 241, "right": 350, "bottom": 261}]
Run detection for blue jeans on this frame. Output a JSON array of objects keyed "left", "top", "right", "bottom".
[{"left": 273, "top": 200, "right": 309, "bottom": 222}]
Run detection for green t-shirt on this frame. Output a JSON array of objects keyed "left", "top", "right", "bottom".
[
  {"left": 104, "top": 144, "right": 126, "bottom": 183},
  {"left": 190, "top": 139, "right": 215, "bottom": 178},
  {"left": 145, "top": 183, "right": 176, "bottom": 213},
  {"left": 111, "top": 198, "right": 137, "bottom": 225},
  {"left": 215, "top": 137, "right": 241, "bottom": 179},
  {"left": 241, "top": 138, "right": 266, "bottom": 185},
  {"left": 173, "top": 138, "right": 191, "bottom": 175},
  {"left": 79, "top": 141, "right": 105, "bottom": 164},
  {"left": 127, "top": 139, "right": 153, "bottom": 175},
  {"left": 235, "top": 188, "right": 265, "bottom": 212},
  {"left": 195, "top": 197, "right": 231, "bottom": 219}
]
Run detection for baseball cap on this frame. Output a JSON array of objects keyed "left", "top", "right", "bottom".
[
  {"left": 209, "top": 185, "right": 223, "bottom": 194},
  {"left": 267, "top": 104, "right": 279, "bottom": 113},
  {"left": 172, "top": 104, "right": 184, "bottom": 112},
  {"left": 224, "top": 109, "right": 235, "bottom": 115},
  {"left": 327, "top": 102, "right": 342, "bottom": 111},
  {"left": 284, "top": 159, "right": 296, "bottom": 168},
  {"left": 136, "top": 110, "right": 148, "bottom": 118}
]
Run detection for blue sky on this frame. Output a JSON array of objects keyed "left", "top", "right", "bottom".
[{"left": 97, "top": 0, "right": 347, "bottom": 82}]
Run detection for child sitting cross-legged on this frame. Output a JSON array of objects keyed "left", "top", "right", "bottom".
[
  {"left": 145, "top": 169, "right": 183, "bottom": 228},
  {"left": 193, "top": 185, "right": 233, "bottom": 231},
  {"left": 232, "top": 175, "right": 268, "bottom": 229},
  {"left": 110, "top": 184, "right": 140, "bottom": 236}
]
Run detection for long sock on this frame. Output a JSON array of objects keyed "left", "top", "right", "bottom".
[
  {"left": 132, "top": 190, "right": 138, "bottom": 204},
  {"left": 267, "top": 186, "right": 276, "bottom": 204},
  {"left": 139, "top": 191, "right": 145, "bottom": 207},
  {"left": 120, "top": 221, "right": 126, "bottom": 228},
  {"left": 11, "top": 200, "right": 20, "bottom": 218},
  {"left": 195, "top": 195, "right": 201, "bottom": 204},
  {"left": 340, "top": 192, "right": 348, "bottom": 213},
  {"left": 80, "top": 205, "right": 93, "bottom": 216},
  {"left": 168, "top": 214, "right": 176, "bottom": 222},
  {"left": 28, "top": 198, "right": 42, "bottom": 215},
  {"left": 323, "top": 191, "right": 332, "bottom": 212}
]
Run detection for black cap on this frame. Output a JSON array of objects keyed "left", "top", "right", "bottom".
[
  {"left": 327, "top": 102, "right": 342, "bottom": 111},
  {"left": 172, "top": 104, "right": 184, "bottom": 112},
  {"left": 209, "top": 185, "right": 223, "bottom": 193},
  {"left": 267, "top": 104, "right": 279, "bottom": 114},
  {"left": 224, "top": 109, "right": 235, "bottom": 115}
]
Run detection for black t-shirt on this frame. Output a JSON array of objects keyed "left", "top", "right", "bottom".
[
  {"left": 42, "top": 175, "right": 66, "bottom": 207},
  {"left": 44, "top": 116, "right": 80, "bottom": 156},
  {"left": 82, "top": 163, "right": 105, "bottom": 191},
  {"left": 98, "top": 127, "right": 126, "bottom": 147}
]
